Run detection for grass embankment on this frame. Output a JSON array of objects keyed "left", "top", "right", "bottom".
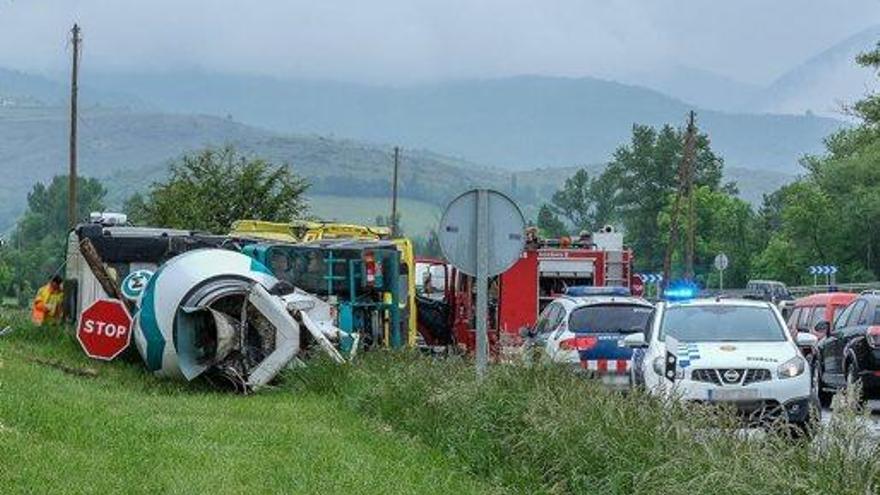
[
  {"left": 3, "top": 309, "right": 879, "bottom": 494},
  {"left": 0, "top": 312, "right": 492, "bottom": 494},
  {"left": 291, "top": 355, "right": 880, "bottom": 494}
]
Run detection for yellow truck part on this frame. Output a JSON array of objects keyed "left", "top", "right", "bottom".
[{"left": 230, "top": 220, "right": 300, "bottom": 243}]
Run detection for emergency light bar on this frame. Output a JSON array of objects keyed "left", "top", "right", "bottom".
[
  {"left": 565, "top": 286, "right": 631, "bottom": 297},
  {"left": 664, "top": 281, "right": 700, "bottom": 301}
]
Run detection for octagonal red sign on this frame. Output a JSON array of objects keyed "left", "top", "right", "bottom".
[{"left": 76, "top": 298, "right": 133, "bottom": 361}]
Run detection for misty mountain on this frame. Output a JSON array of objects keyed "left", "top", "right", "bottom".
[
  {"left": 82, "top": 71, "right": 843, "bottom": 172},
  {"left": 619, "top": 65, "right": 762, "bottom": 113},
  {"left": 752, "top": 25, "right": 880, "bottom": 117},
  {"left": 0, "top": 67, "right": 143, "bottom": 108}
]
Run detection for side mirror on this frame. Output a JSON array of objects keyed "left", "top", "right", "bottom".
[
  {"left": 796, "top": 332, "right": 819, "bottom": 347},
  {"left": 519, "top": 326, "right": 535, "bottom": 339},
  {"left": 814, "top": 321, "right": 830, "bottom": 336},
  {"left": 623, "top": 332, "right": 647, "bottom": 348}
]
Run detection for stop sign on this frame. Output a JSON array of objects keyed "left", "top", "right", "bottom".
[{"left": 77, "top": 299, "right": 133, "bottom": 361}]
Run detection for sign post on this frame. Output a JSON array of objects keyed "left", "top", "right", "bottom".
[
  {"left": 808, "top": 265, "right": 838, "bottom": 287},
  {"left": 439, "top": 189, "right": 525, "bottom": 379},
  {"left": 714, "top": 253, "right": 729, "bottom": 291},
  {"left": 76, "top": 298, "right": 133, "bottom": 360}
]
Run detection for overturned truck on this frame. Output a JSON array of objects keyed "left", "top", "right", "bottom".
[
  {"left": 133, "top": 249, "right": 343, "bottom": 391},
  {"left": 66, "top": 220, "right": 345, "bottom": 392}
]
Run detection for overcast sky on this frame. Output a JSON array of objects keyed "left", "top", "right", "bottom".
[{"left": 1, "top": 0, "right": 879, "bottom": 85}]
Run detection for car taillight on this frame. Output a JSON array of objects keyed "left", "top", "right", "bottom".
[
  {"left": 559, "top": 336, "right": 598, "bottom": 351},
  {"left": 867, "top": 326, "right": 880, "bottom": 348},
  {"left": 364, "top": 251, "right": 376, "bottom": 287}
]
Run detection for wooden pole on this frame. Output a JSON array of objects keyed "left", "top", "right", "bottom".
[
  {"left": 684, "top": 111, "right": 697, "bottom": 281},
  {"left": 68, "top": 24, "right": 81, "bottom": 229},
  {"left": 391, "top": 146, "right": 400, "bottom": 236}
]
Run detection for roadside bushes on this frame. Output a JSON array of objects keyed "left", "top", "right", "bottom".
[{"left": 289, "top": 353, "right": 880, "bottom": 495}]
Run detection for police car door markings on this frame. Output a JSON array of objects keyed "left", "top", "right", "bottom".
[{"left": 677, "top": 342, "right": 701, "bottom": 369}]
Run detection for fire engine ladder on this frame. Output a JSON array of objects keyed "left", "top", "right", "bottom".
[{"left": 604, "top": 251, "right": 628, "bottom": 288}]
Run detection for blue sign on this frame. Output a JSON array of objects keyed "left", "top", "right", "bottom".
[
  {"left": 637, "top": 273, "right": 664, "bottom": 284},
  {"left": 808, "top": 265, "right": 838, "bottom": 276}
]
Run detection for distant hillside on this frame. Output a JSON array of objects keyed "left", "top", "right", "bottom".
[
  {"left": 0, "top": 104, "right": 793, "bottom": 235},
  {"left": 753, "top": 26, "right": 880, "bottom": 117},
  {"left": 83, "top": 72, "right": 844, "bottom": 172},
  {"left": 0, "top": 105, "right": 506, "bottom": 232}
]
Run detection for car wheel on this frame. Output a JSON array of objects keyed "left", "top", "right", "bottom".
[{"left": 816, "top": 364, "right": 833, "bottom": 408}]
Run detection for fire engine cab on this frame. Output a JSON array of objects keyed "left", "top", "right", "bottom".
[{"left": 416, "top": 226, "right": 637, "bottom": 352}]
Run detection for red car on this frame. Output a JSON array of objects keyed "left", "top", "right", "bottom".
[{"left": 787, "top": 292, "right": 857, "bottom": 339}]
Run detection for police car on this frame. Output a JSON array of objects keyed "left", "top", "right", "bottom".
[
  {"left": 625, "top": 297, "right": 819, "bottom": 426},
  {"left": 526, "top": 288, "right": 653, "bottom": 389}
]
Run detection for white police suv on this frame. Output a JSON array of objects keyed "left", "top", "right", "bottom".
[
  {"left": 625, "top": 298, "right": 819, "bottom": 427},
  {"left": 526, "top": 290, "right": 653, "bottom": 389}
]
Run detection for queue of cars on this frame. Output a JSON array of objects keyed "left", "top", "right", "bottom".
[{"left": 523, "top": 287, "right": 829, "bottom": 429}]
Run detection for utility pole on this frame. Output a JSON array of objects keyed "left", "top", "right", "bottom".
[
  {"left": 662, "top": 111, "right": 698, "bottom": 290},
  {"left": 68, "top": 23, "right": 81, "bottom": 229},
  {"left": 684, "top": 111, "right": 697, "bottom": 280},
  {"left": 390, "top": 146, "right": 400, "bottom": 237}
]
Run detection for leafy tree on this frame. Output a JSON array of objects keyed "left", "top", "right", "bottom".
[
  {"left": 550, "top": 169, "right": 593, "bottom": 231},
  {"left": 751, "top": 234, "right": 805, "bottom": 284},
  {"left": 549, "top": 169, "right": 618, "bottom": 233},
  {"left": 603, "top": 124, "right": 723, "bottom": 271},
  {"left": 3, "top": 175, "right": 106, "bottom": 299},
  {"left": 536, "top": 204, "right": 567, "bottom": 238},
  {"left": 14, "top": 176, "right": 106, "bottom": 248},
  {"left": 126, "top": 145, "right": 309, "bottom": 233},
  {"left": 658, "top": 186, "right": 758, "bottom": 288},
  {"left": 752, "top": 41, "right": 880, "bottom": 283}
]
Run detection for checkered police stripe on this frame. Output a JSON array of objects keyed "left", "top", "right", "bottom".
[
  {"left": 676, "top": 343, "right": 701, "bottom": 369},
  {"left": 580, "top": 359, "right": 631, "bottom": 374}
]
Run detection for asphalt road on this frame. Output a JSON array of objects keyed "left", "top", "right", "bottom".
[{"left": 821, "top": 400, "right": 880, "bottom": 435}]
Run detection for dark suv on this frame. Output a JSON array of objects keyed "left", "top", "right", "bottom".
[{"left": 816, "top": 292, "right": 880, "bottom": 405}]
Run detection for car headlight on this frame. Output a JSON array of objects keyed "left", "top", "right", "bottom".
[
  {"left": 652, "top": 356, "right": 683, "bottom": 379},
  {"left": 777, "top": 356, "right": 805, "bottom": 379}
]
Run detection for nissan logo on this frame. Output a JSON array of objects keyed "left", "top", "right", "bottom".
[{"left": 723, "top": 369, "right": 741, "bottom": 382}]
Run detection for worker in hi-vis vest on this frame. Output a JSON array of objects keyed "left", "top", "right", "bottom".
[{"left": 31, "top": 275, "right": 64, "bottom": 325}]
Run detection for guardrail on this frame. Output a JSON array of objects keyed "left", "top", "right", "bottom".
[
  {"left": 700, "top": 283, "right": 880, "bottom": 299},
  {"left": 786, "top": 283, "right": 880, "bottom": 296}
]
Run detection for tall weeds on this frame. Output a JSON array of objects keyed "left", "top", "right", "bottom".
[{"left": 289, "top": 352, "right": 880, "bottom": 495}]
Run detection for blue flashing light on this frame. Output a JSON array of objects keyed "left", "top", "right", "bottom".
[
  {"left": 565, "top": 286, "right": 631, "bottom": 297},
  {"left": 664, "top": 281, "right": 700, "bottom": 301}
]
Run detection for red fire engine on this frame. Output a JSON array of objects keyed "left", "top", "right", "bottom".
[{"left": 416, "top": 227, "right": 638, "bottom": 352}]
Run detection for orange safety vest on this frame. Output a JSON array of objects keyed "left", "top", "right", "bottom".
[{"left": 31, "top": 284, "right": 63, "bottom": 325}]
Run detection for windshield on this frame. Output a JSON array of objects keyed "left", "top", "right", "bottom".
[
  {"left": 568, "top": 304, "right": 653, "bottom": 334},
  {"left": 660, "top": 304, "right": 786, "bottom": 342}
]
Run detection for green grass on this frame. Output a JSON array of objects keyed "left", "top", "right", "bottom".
[
  {"left": 308, "top": 194, "right": 441, "bottom": 237},
  {"left": 3, "top": 308, "right": 879, "bottom": 494},
  {"left": 0, "top": 312, "right": 493, "bottom": 495}
]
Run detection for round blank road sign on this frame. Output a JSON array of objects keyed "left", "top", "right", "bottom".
[
  {"left": 714, "top": 253, "right": 729, "bottom": 271},
  {"left": 438, "top": 189, "right": 525, "bottom": 277}
]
